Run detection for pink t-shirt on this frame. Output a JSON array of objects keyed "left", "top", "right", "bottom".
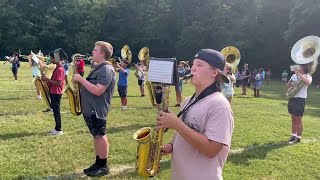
[
  {"left": 49, "top": 66, "right": 65, "bottom": 94},
  {"left": 171, "top": 92, "right": 234, "bottom": 180}
]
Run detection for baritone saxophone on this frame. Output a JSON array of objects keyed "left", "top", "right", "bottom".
[
  {"left": 133, "top": 84, "right": 170, "bottom": 177},
  {"left": 65, "top": 53, "right": 83, "bottom": 116}
]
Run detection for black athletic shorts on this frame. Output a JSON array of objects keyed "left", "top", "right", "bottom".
[
  {"left": 118, "top": 85, "right": 127, "bottom": 98},
  {"left": 84, "top": 114, "right": 106, "bottom": 137},
  {"left": 288, "top": 97, "right": 306, "bottom": 116},
  {"left": 138, "top": 80, "right": 144, "bottom": 86}
]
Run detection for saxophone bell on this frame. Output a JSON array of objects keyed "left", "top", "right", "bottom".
[{"left": 133, "top": 83, "right": 170, "bottom": 177}]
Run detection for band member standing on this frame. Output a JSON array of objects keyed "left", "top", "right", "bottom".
[
  {"left": 254, "top": 68, "right": 263, "bottom": 97},
  {"left": 8, "top": 52, "right": 19, "bottom": 81},
  {"left": 135, "top": 62, "right": 146, "bottom": 96},
  {"left": 175, "top": 61, "right": 186, "bottom": 107},
  {"left": 76, "top": 57, "right": 85, "bottom": 77},
  {"left": 184, "top": 61, "right": 191, "bottom": 84},
  {"left": 286, "top": 65, "right": 312, "bottom": 144},
  {"left": 116, "top": 60, "right": 130, "bottom": 110},
  {"left": 28, "top": 54, "right": 46, "bottom": 100},
  {"left": 241, "top": 63, "right": 251, "bottom": 95},
  {"left": 158, "top": 49, "right": 234, "bottom": 180},
  {"left": 41, "top": 49, "right": 66, "bottom": 136},
  {"left": 221, "top": 63, "right": 236, "bottom": 103},
  {"left": 281, "top": 70, "right": 288, "bottom": 84},
  {"left": 73, "top": 41, "right": 115, "bottom": 177}
]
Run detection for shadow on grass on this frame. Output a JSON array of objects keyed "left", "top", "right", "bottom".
[
  {"left": 0, "top": 97, "right": 31, "bottom": 101},
  {"left": 228, "top": 141, "right": 289, "bottom": 166},
  {"left": 13, "top": 161, "right": 170, "bottom": 180},
  {"left": 14, "top": 173, "right": 88, "bottom": 180},
  {"left": 112, "top": 95, "right": 144, "bottom": 99},
  {"left": 0, "top": 111, "right": 32, "bottom": 116},
  {"left": 107, "top": 160, "right": 170, "bottom": 179},
  {"left": 0, "top": 132, "right": 47, "bottom": 141}
]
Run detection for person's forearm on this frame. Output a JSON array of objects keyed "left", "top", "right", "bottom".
[
  {"left": 298, "top": 74, "right": 311, "bottom": 86},
  {"left": 78, "top": 78, "right": 103, "bottom": 96}
]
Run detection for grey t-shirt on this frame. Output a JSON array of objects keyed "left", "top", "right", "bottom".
[{"left": 81, "top": 63, "right": 115, "bottom": 119}]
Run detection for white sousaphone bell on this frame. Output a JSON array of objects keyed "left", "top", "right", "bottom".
[{"left": 286, "top": 35, "right": 320, "bottom": 98}]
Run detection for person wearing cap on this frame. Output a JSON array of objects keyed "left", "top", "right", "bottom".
[
  {"left": 41, "top": 49, "right": 66, "bottom": 136},
  {"left": 116, "top": 59, "right": 130, "bottom": 110},
  {"left": 175, "top": 61, "right": 186, "bottom": 107},
  {"left": 241, "top": 63, "right": 251, "bottom": 95},
  {"left": 157, "top": 49, "right": 234, "bottom": 180},
  {"left": 76, "top": 56, "right": 85, "bottom": 77}
]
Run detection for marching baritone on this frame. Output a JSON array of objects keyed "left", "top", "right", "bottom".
[
  {"left": 28, "top": 52, "right": 46, "bottom": 99},
  {"left": 157, "top": 49, "right": 234, "bottom": 180},
  {"left": 135, "top": 62, "right": 147, "bottom": 96},
  {"left": 72, "top": 41, "right": 115, "bottom": 177}
]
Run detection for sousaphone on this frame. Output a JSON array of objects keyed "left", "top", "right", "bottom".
[
  {"left": 220, "top": 46, "right": 241, "bottom": 71},
  {"left": 286, "top": 35, "right": 320, "bottom": 98},
  {"left": 220, "top": 46, "right": 241, "bottom": 83},
  {"left": 121, "top": 45, "right": 132, "bottom": 63}
]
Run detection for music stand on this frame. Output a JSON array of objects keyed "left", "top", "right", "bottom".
[{"left": 148, "top": 57, "right": 178, "bottom": 85}]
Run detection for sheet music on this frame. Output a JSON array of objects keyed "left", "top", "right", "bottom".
[{"left": 148, "top": 60, "right": 174, "bottom": 84}]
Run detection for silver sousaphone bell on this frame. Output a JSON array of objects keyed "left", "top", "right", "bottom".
[{"left": 286, "top": 35, "right": 320, "bottom": 98}]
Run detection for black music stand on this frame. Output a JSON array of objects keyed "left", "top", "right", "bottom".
[{"left": 148, "top": 57, "right": 178, "bottom": 85}]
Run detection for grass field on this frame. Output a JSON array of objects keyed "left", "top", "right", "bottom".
[{"left": 0, "top": 62, "right": 320, "bottom": 180}]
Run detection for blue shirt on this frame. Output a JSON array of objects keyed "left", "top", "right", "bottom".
[{"left": 118, "top": 68, "right": 130, "bottom": 86}]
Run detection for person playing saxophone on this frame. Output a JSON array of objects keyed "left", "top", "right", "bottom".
[
  {"left": 157, "top": 49, "right": 234, "bottom": 180},
  {"left": 41, "top": 49, "right": 66, "bottom": 136},
  {"left": 73, "top": 41, "right": 115, "bottom": 177}
]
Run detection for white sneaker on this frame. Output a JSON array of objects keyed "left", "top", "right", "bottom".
[
  {"left": 49, "top": 130, "right": 63, "bottom": 136},
  {"left": 121, "top": 106, "right": 127, "bottom": 110},
  {"left": 48, "top": 129, "right": 55, "bottom": 134}
]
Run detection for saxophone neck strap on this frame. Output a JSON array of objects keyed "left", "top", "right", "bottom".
[
  {"left": 177, "top": 82, "right": 220, "bottom": 122},
  {"left": 86, "top": 62, "right": 108, "bottom": 81}
]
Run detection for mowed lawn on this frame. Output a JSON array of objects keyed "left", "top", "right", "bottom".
[{"left": 0, "top": 62, "right": 320, "bottom": 180}]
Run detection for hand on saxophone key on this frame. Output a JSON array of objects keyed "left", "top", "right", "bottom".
[
  {"left": 156, "top": 110, "right": 183, "bottom": 130},
  {"left": 161, "top": 143, "right": 173, "bottom": 155},
  {"left": 72, "top": 74, "right": 82, "bottom": 83}
]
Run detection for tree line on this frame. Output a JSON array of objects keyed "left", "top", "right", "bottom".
[{"left": 1, "top": 0, "right": 319, "bottom": 75}]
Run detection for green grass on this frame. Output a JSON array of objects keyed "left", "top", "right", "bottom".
[{"left": 0, "top": 62, "right": 320, "bottom": 180}]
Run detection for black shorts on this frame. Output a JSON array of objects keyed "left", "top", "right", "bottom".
[
  {"left": 138, "top": 80, "right": 144, "bottom": 86},
  {"left": 155, "top": 92, "right": 162, "bottom": 104},
  {"left": 288, "top": 98, "right": 306, "bottom": 116},
  {"left": 84, "top": 114, "right": 106, "bottom": 137},
  {"left": 118, "top": 85, "right": 127, "bottom": 98},
  {"left": 242, "top": 79, "right": 249, "bottom": 86}
]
